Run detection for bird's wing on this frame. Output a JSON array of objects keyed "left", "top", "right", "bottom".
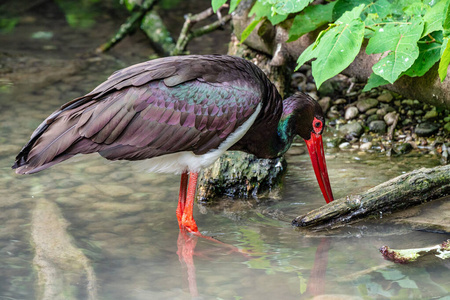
[{"left": 13, "top": 56, "right": 265, "bottom": 174}]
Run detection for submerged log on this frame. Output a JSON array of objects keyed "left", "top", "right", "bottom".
[
  {"left": 292, "top": 165, "right": 450, "bottom": 229},
  {"left": 32, "top": 199, "right": 97, "bottom": 300}
]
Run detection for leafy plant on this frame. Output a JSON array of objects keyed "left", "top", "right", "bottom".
[{"left": 216, "top": 0, "right": 450, "bottom": 91}]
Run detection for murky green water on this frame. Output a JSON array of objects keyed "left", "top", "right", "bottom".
[{"left": 1, "top": 1, "right": 449, "bottom": 299}]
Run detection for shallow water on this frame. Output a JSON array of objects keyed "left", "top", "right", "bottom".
[{"left": 1, "top": 1, "right": 450, "bottom": 299}]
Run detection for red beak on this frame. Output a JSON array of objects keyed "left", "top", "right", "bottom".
[{"left": 305, "top": 134, "right": 334, "bottom": 203}]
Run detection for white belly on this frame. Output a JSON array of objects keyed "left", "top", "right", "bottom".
[{"left": 136, "top": 104, "right": 262, "bottom": 174}]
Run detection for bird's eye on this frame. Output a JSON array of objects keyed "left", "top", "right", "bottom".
[{"left": 312, "top": 117, "right": 323, "bottom": 134}]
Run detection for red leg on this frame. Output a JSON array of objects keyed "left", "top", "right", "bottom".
[
  {"left": 176, "top": 172, "right": 189, "bottom": 228},
  {"left": 181, "top": 172, "right": 199, "bottom": 234}
]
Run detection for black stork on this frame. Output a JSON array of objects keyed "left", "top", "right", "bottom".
[{"left": 12, "top": 54, "right": 334, "bottom": 234}]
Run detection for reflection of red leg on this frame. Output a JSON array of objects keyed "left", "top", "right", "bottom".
[
  {"left": 176, "top": 172, "right": 189, "bottom": 228},
  {"left": 181, "top": 172, "right": 199, "bottom": 234},
  {"left": 306, "top": 238, "right": 331, "bottom": 296},
  {"left": 177, "top": 228, "right": 199, "bottom": 297}
]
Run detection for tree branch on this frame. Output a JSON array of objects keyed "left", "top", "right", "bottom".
[
  {"left": 171, "top": 6, "right": 231, "bottom": 55},
  {"left": 96, "top": 0, "right": 158, "bottom": 53}
]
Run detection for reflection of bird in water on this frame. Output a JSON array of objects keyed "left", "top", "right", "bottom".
[{"left": 13, "top": 54, "right": 334, "bottom": 234}]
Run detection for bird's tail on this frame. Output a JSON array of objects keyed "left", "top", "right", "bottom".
[{"left": 12, "top": 98, "right": 101, "bottom": 174}]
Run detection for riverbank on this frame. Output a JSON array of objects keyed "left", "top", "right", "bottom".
[{"left": 293, "top": 64, "right": 450, "bottom": 164}]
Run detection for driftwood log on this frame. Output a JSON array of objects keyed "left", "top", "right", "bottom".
[{"left": 292, "top": 165, "right": 450, "bottom": 229}]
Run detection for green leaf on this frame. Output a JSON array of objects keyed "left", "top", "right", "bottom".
[
  {"left": 336, "top": 2, "right": 366, "bottom": 23},
  {"left": 422, "top": 0, "right": 448, "bottom": 37},
  {"left": 403, "top": 2, "right": 429, "bottom": 17},
  {"left": 229, "top": 0, "right": 242, "bottom": 13},
  {"left": 404, "top": 32, "right": 443, "bottom": 77},
  {"left": 295, "top": 43, "right": 317, "bottom": 70},
  {"left": 212, "top": 0, "right": 227, "bottom": 13},
  {"left": 443, "top": 0, "right": 450, "bottom": 37},
  {"left": 55, "top": 0, "right": 99, "bottom": 28},
  {"left": 390, "top": 0, "right": 417, "bottom": 17},
  {"left": 311, "top": 5, "right": 366, "bottom": 88},
  {"left": 159, "top": 0, "right": 182, "bottom": 9},
  {"left": 240, "top": 18, "right": 264, "bottom": 43},
  {"left": 287, "top": 2, "right": 335, "bottom": 42},
  {"left": 439, "top": 38, "right": 450, "bottom": 81},
  {"left": 363, "top": 73, "right": 390, "bottom": 91},
  {"left": 332, "top": 0, "right": 371, "bottom": 20},
  {"left": 267, "top": 0, "right": 313, "bottom": 15},
  {"left": 366, "top": 0, "right": 391, "bottom": 19},
  {"left": 367, "top": 17, "right": 424, "bottom": 83},
  {"left": 249, "top": 1, "right": 288, "bottom": 25},
  {"left": 0, "top": 18, "right": 19, "bottom": 34}
]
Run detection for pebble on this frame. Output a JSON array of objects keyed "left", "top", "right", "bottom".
[
  {"left": 345, "top": 106, "right": 359, "bottom": 120},
  {"left": 356, "top": 98, "right": 378, "bottom": 112},
  {"left": 415, "top": 122, "right": 439, "bottom": 137},
  {"left": 402, "top": 99, "right": 414, "bottom": 106},
  {"left": 318, "top": 97, "right": 331, "bottom": 113},
  {"left": 338, "top": 122, "right": 364, "bottom": 138},
  {"left": 369, "top": 120, "right": 387, "bottom": 134},
  {"left": 402, "top": 118, "right": 413, "bottom": 126},
  {"left": 365, "top": 108, "right": 377, "bottom": 115},
  {"left": 360, "top": 142, "right": 373, "bottom": 151},
  {"left": 339, "top": 142, "right": 351, "bottom": 149},
  {"left": 384, "top": 112, "right": 398, "bottom": 126},
  {"left": 334, "top": 98, "right": 347, "bottom": 105},
  {"left": 444, "top": 122, "right": 450, "bottom": 133},
  {"left": 377, "top": 91, "right": 393, "bottom": 103},
  {"left": 359, "top": 133, "right": 373, "bottom": 143},
  {"left": 423, "top": 109, "right": 438, "bottom": 120},
  {"left": 367, "top": 114, "right": 381, "bottom": 123}
]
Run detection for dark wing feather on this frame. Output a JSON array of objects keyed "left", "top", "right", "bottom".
[{"left": 13, "top": 55, "right": 276, "bottom": 174}]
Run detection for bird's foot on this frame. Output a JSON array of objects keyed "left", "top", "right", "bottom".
[{"left": 179, "top": 215, "right": 199, "bottom": 234}]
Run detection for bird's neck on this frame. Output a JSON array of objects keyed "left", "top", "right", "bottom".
[{"left": 272, "top": 114, "right": 297, "bottom": 157}]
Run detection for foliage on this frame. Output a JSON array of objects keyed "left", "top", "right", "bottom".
[
  {"left": 55, "top": 0, "right": 103, "bottom": 28},
  {"left": 217, "top": 0, "right": 450, "bottom": 90}
]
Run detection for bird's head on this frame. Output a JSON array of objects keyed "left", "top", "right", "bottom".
[{"left": 284, "top": 93, "right": 334, "bottom": 203}]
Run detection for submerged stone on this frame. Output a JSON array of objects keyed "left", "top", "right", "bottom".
[{"left": 395, "top": 143, "right": 413, "bottom": 154}]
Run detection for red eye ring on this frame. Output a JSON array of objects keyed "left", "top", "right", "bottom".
[{"left": 312, "top": 117, "right": 323, "bottom": 134}]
